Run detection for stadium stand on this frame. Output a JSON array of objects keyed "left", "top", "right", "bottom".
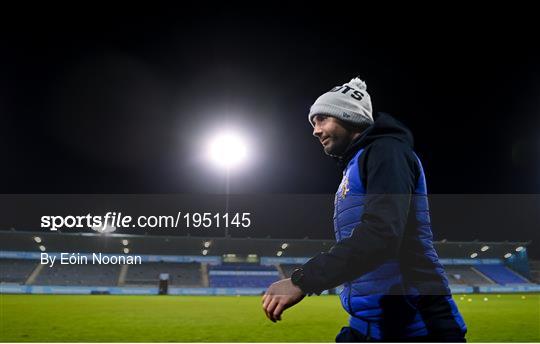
[
  {"left": 0, "top": 259, "right": 37, "bottom": 284},
  {"left": 474, "top": 264, "right": 530, "bottom": 285},
  {"left": 444, "top": 265, "right": 495, "bottom": 285},
  {"left": 125, "top": 262, "right": 202, "bottom": 287},
  {"left": 1, "top": 231, "right": 537, "bottom": 295},
  {"left": 208, "top": 264, "right": 279, "bottom": 288},
  {"left": 32, "top": 264, "right": 120, "bottom": 286},
  {"left": 529, "top": 260, "right": 540, "bottom": 283}
]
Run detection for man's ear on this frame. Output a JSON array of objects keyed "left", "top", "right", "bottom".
[{"left": 341, "top": 120, "right": 362, "bottom": 133}]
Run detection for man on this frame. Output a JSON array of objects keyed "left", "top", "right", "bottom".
[{"left": 262, "top": 77, "right": 467, "bottom": 342}]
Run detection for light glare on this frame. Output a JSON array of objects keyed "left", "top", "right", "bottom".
[{"left": 208, "top": 132, "right": 247, "bottom": 169}]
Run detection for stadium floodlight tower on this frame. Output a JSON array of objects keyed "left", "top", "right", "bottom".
[
  {"left": 207, "top": 129, "right": 249, "bottom": 237},
  {"left": 91, "top": 222, "right": 117, "bottom": 234}
]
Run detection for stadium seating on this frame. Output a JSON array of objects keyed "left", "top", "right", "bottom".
[
  {"left": 125, "top": 262, "right": 202, "bottom": 287},
  {"left": 0, "top": 259, "right": 38, "bottom": 284},
  {"left": 529, "top": 260, "right": 540, "bottom": 283},
  {"left": 209, "top": 264, "right": 279, "bottom": 288},
  {"left": 474, "top": 264, "right": 530, "bottom": 284},
  {"left": 2, "top": 255, "right": 537, "bottom": 293},
  {"left": 444, "top": 265, "right": 495, "bottom": 285},
  {"left": 33, "top": 263, "right": 120, "bottom": 286}
]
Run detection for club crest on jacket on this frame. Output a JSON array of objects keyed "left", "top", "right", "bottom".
[{"left": 338, "top": 175, "right": 350, "bottom": 199}]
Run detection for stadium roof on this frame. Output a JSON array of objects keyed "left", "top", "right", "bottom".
[{"left": 0, "top": 230, "right": 530, "bottom": 259}]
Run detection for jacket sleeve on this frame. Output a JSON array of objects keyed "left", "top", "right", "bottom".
[{"left": 297, "top": 138, "right": 419, "bottom": 295}]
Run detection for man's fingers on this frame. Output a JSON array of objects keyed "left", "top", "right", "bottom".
[
  {"left": 265, "top": 298, "right": 279, "bottom": 322},
  {"left": 262, "top": 293, "right": 272, "bottom": 311},
  {"left": 262, "top": 295, "right": 273, "bottom": 321},
  {"left": 273, "top": 302, "right": 285, "bottom": 321}
]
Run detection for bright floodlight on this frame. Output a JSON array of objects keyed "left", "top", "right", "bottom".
[
  {"left": 470, "top": 252, "right": 478, "bottom": 258},
  {"left": 91, "top": 221, "right": 116, "bottom": 234},
  {"left": 516, "top": 246, "right": 524, "bottom": 252},
  {"left": 208, "top": 131, "right": 247, "bottom": 169},
  {"left": 504, "top": 253, "right": 512, "bottom": 259}
]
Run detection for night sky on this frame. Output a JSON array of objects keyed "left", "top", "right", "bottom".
[{"left": 1, "top": 6, "right": 539, "bottom": 250}]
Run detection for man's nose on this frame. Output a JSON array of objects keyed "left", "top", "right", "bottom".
[{"left": 313, "top": 124, "right": 322, "bottom": 138}]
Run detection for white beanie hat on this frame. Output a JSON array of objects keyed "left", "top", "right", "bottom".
[{"left": 308, "top": 77, "right": 373, "bottom": 128}]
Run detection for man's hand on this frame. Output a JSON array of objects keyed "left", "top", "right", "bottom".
[{"left": 262, "top": 278, "right": 305, "bottom": 322}]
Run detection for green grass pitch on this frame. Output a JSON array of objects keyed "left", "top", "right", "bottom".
[{"left": 1, "top": 294, "right": 538, "bottom": 342}]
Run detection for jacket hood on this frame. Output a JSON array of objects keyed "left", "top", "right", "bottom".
[{"left": 336, "top": 112, "right": 414, "bottom": 170}]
